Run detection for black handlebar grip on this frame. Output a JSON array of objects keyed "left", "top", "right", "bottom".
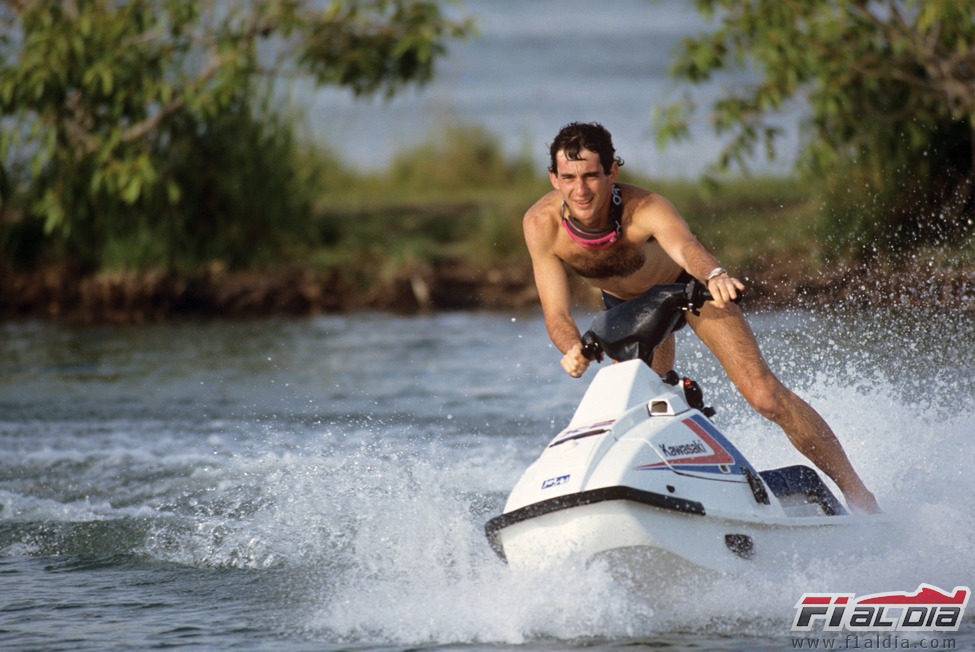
[
  {"left": 686, "top": 278, "right": 741, "bottom": 313},
  {"left": 580, "top": 331, "right": 603, "bottom": 361}
]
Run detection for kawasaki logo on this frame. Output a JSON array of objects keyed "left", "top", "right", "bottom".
[{"left": 659, "top": 440, "right": 708, "bottom": 457}]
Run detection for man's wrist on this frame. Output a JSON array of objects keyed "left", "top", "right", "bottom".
[{"left": 705, "top": 267, "right": 727, "bottom": 282}]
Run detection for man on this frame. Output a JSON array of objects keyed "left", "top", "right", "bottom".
[{"left": 523, "top": 122, "right": 881, "bottom": 514}]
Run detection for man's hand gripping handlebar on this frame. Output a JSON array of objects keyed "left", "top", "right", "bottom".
[{"left": 572, "top": 279, "right": 740, "bottom": 373}]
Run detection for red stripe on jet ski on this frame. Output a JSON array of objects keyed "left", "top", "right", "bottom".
[
  {"left": 680, "top": 418, "right": 736, "bottom": 466},
  {"left": 635, "top": 417, "right": 736, "bottom": 469}
]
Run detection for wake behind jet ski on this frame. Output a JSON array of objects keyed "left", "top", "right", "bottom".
[{"left": 486, "top": 280, "right": 879, "bottom": 572}]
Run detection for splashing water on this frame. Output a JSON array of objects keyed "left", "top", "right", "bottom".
[{"left": 1, "top": 308, "right": 973, "bottom": 649}]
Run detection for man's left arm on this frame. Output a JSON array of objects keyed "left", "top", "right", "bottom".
[{"left": 643, "top": 196, "right": 744, "bottom": 307}]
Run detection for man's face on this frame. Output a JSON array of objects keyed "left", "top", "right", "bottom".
[{"left": 549, "top": 148, "right": 618, "bottom": 223}]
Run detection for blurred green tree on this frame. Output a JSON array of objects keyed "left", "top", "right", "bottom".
[
  {"left": 0, "top": 0, "right": 472, "bottom": 269},
  {"left": 654, "top": 0, "right": 975, "bottom": 262}
]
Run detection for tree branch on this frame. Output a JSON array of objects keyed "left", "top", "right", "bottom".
[{"left": 119, "top": 51, "right": 229, "bottom": 144}]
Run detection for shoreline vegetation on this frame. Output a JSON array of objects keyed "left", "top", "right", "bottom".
[
  {"left": 4, "top": 255, "right": 974, "bottom": 323},
  {"left": 3, "top": 130, "right": 973, "bottom": 323}
]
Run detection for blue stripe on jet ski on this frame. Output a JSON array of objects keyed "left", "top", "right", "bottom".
[{"left": 687, "top": 414, "right": 752, "bottom": 470}]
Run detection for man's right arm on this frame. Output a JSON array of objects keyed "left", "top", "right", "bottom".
[{"left": 523, "top": 206, "right": 592, "bottom": 377}]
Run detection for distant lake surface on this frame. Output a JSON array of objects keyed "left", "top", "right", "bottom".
[{"left": 296, "top": 0, "right": 800, "bottom": 177}]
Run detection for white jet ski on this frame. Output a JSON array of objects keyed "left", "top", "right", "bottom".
[{"left": 486, "top": 280, "right": 878, "bottom": 572}]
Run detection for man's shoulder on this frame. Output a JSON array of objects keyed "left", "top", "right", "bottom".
[
  {"left": 620, "top": 184, "right": 679, "bottom": 223},
  {"left": 523, "top": 191, "right": 562, "bottom": 256},
  {"left": 619, "top": 183, "right": 667, "bottom": 208},
  {"left": 523, "top": 191, "right": 561, "bottom": 229}
]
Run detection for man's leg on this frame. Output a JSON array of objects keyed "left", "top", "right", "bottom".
[
  {"left": 651, "top": 332, "right": 676, "bottom": 376},
  {"left": 686, "top": 303, "right": 881, "bottom": 514}
]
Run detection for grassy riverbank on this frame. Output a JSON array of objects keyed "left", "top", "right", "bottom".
[{"left": 3, "top": 127, "right": 972, "bottom": 321}]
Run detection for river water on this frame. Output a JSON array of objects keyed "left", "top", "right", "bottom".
[{"left": 2, "top": 305, "right": 974, "bottom": 650}]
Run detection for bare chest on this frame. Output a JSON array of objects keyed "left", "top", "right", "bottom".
[
  {"left": 560, "top": 237, "right": 682, "bottom": 295},
  {"left": 563, "top": 240, "right": 647, "bottom": 279}
]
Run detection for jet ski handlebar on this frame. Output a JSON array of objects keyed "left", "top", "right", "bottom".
[{"left": 580, "top": 279, "right": 729, "bottom": 367}]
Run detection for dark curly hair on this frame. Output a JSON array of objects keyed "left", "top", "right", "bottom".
[{"left": 548, "top": 122, "right": 624, "bottom": 175}]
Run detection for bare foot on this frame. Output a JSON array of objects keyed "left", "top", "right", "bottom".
[{"left": 846, "top": 489, "right": 883, "bottom": 515}]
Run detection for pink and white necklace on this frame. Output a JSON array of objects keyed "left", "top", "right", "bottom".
[{"left": 561, "top": 184, "right": 622, "bottom": 250}]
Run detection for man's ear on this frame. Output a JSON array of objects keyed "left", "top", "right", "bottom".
[
  {"left": 549, "top": 170, "right": 559, "bottom": 190},
  {"left": 608, "top": 161, "right": 619, "bottom": 183}
]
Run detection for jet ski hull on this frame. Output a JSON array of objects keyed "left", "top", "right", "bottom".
[{"left": 487, "top": 486, "right": 867, "bottom": 572}]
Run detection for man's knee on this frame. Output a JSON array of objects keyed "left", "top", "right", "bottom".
[{"left": 742, "top": 381, "right": 792, "bottom": 423}]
